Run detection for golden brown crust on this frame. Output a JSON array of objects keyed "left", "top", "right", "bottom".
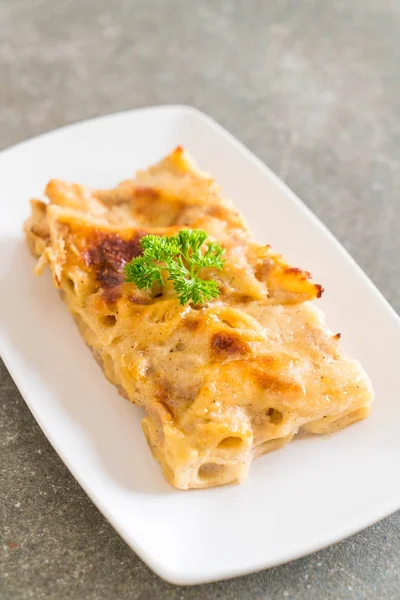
[
  {"left": 82, "top": 231, "right": 145, "bottom": 290},
  {"left": 24, "top": 147, "right": 373, "bottom": 489},
  {"left": 210, "top": 331, "right": 250, "bottom": 360}
]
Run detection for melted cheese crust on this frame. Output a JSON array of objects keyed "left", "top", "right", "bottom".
[{"left": 24, "top": 147, "right": 373, "bottom": 489}]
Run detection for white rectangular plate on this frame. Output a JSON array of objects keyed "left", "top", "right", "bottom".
[{"left": 1, "top": 105, "right": 399, "bottom": 586}]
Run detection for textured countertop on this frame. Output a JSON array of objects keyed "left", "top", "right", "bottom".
[{"left": 1, "top": 1, "right": 400, "bottom": 598}]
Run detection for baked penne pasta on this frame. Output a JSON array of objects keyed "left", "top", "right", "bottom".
[{"left": 24, "top": 147, "right": 373, "bottom": 489}]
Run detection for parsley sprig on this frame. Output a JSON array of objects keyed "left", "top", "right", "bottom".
[{"left": 124, "top": 229, "right": 225, "bottom": 305}]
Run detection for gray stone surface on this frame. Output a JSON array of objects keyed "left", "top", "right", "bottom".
[{"left": 1, "top": 0, "right": 399, "bottom": 598}]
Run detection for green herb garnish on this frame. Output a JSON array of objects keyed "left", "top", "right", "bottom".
[{"left": 124, "top": 229, "right": 225, "bottom": 305}]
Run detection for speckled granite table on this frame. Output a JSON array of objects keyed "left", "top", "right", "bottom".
[{"left": 1, "top": 1, "right": 400, "bottom": 598}]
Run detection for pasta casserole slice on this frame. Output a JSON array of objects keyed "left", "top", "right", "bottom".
[{"left": 24, "top": 147, "right": 373, "bottom": 489}]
